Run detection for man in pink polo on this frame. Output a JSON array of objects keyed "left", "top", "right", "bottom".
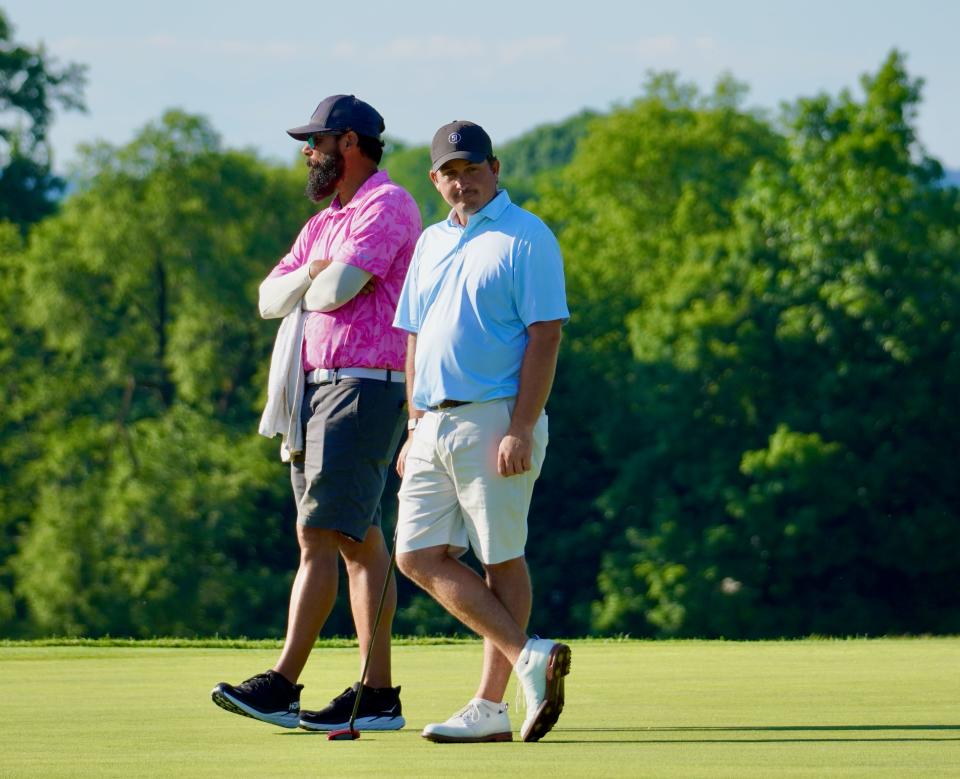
[{"left": 212, "top": 95, "right": 421, "bottom": 732}]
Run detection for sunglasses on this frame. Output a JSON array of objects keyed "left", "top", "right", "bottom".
[{"left": 306, "top": 132, "right": 344, "bottom": 150}]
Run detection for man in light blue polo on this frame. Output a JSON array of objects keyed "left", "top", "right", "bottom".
[{"left": 392, "top": 120, "right": 570, "bottom": 744}]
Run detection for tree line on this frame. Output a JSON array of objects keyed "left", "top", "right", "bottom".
[{"left": 1, "top": 8, "right": 957, "bottom": 638}]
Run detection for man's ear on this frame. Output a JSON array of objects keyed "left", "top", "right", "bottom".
[
  {"left": 340, "top": 130, "right": 358, "bottom": 151},
  {"left": 429, "top": 170, "right": 441, "bottom": 191}
]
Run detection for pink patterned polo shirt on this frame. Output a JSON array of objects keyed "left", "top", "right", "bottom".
[{"left": 266, "top": 170, "right": 422, "bottom": 371}]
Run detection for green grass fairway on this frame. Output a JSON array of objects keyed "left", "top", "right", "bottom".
[{"left": 1, "top": 638, "right": 958, "bottom": 777}]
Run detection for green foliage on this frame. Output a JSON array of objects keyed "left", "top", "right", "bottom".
[
  {"left": 383, "top": 111, "right": 598, "bottom": 228},
  {"left": 540, "top": 53, "right": 960, "bottom": 637},
  {"left": 0, "top": 9, "right": 86, "bottom": 228},
  {"left": 530, "top": 71, "right": 784, "bottom": 636},
  {"left": 498, "top": 110, "right": 598, "bottom": 183},
  {"left": 395, "top": 593, "right": 462, "bottom": 637},
  {"left": 2, "top": 110, "right": 313, "bottom": 637},
  {"left": 382, "top": 144, "right": 446, "bottom": 227},
  {"left": 498, "top": 110, "right": 599, "bottom": 204},
  {"left": 0, "top": 220, "right": 31, "bottom": 628},
  {"left": 2, "top": 49, "right": 957, "bottom": 641},
  {"left": 21, "top": 110, "right": 311, "bottom": 421},
  {"left": 11, "top": 408, "right": 296, "bottom": 637}
]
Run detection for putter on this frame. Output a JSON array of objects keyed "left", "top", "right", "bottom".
[{"left": 328, "top": 524, "right": 398, "bottom": 741}]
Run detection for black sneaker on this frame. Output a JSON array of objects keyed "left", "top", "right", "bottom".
[
  {"left": 211, "top": 670, "right": 303, "bottom": 728},
  {"left": 299, "top": 682, "right": 405, "bottom": 731}
]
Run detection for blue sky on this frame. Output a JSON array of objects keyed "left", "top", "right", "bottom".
[{"left": 6, "top": 0, "right": 959, "bottom": 171}]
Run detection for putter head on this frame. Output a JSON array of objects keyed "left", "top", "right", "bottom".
[{"left": 327, "top": 728, "right": 360, "bottom": 741}]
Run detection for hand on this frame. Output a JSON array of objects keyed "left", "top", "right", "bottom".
[
  {"left": 497, "top": 431, "right": 532, "bottom": 477},
  {"left": 359, "top": 277, "right": 376, "bottom": 295},
  {"left": 308, "top": 259, "right": 332, "bottom": 279},
  {"left": 396, "top": 435, "right": 413, "bottom": 478}
]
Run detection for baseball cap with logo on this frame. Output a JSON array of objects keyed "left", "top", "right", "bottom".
[
  {"left": 287, "top": 94, "right": 385, "bottom": 140},
  {"left": 430, "top": 120, "right": 494, "bottom": 171}
]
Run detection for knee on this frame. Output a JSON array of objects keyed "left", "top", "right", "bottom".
[
  {"left": 398, "top": 545, "right": 457, "bottom": 587},
  {"left": 397, "top": 551, "right": 433, "bottom": 586},
  {"left": 297, "top": 526, "right": 340, "bottom": 563}
]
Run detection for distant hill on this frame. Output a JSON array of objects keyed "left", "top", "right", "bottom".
[
  {"left": 498, "top": 110, "right": 598, "bottom": 181},
  {"left": 386, "top": 117, "right": 957, "bottom": 221},
  {"left": 498, "top": 110, "right": 598, "bottom": 205},
  {"left": 383, "top": 110, "right": 599, "bottom": 225}
]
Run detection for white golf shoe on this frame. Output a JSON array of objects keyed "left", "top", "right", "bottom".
[
  {"left": 421, "top": 699, "right": 513, "bottom": 743},
  {"left": 514, "top": 637, "right": 572, "bottom": 742}
]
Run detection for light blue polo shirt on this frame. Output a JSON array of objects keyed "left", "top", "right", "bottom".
[{"left": 393, "top": 190, "right": 569, "bottom": 410}]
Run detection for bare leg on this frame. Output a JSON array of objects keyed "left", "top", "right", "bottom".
[
  {"left": 398, "top": 546, "right": 528, "bottom": 666},
  {"left": 476, "top": 557, "right": 531, "bottom": 703},
  {"left": 340, "top": 525, "right": 396, "bottom": 688},
  {"left": 273, "top": 525, "right": 340, "bottom": 683}
]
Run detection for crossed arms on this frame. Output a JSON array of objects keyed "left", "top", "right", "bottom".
[{"left": 258, "top": 259, "right": 373, "bottom": 319}]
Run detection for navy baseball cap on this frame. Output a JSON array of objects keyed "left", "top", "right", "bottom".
[
  {"left": 287, "top": 94, "right": 385, "bottom": 140},
  {"left": 430, "top": 120, "right": 493, "bottom": 171}
]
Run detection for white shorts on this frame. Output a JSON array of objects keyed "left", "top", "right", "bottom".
[{"left": 396, "top": 398, "right": 548, "bottom": 565}]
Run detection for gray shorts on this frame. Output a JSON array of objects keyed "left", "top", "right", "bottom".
[{"left": 291, "top": 377, "right": 406, "bottom": 541}]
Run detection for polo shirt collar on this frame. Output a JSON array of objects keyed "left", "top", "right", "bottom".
[
  {"left": 446, "top": 189, "right": 511, "bottom": 228},
  {"left": 331, "top": 169, "right": 390, "bottom": 211},
  {"left": 481, "top": 189, "right": 511, "bottom": 220}
]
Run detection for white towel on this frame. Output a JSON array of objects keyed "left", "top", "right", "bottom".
[{"left": 258, "top": 306, "right": 307, "bottom": 462}]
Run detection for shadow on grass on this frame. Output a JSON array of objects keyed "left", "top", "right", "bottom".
[
  {"left": 549, "top": 724, "right": 960, "bottom": 744},
  {"left": 276, "top": 724, "right": 960, "bottom": 745}
]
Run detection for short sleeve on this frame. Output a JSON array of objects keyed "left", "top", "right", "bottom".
[
  {"left": 513, "top": 221, "right": 569, "bottom": 326},
  {"left": 332, "top": 188, "right": 421, "bottom": 279}
]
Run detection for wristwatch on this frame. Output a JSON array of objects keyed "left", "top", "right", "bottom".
[{"left": 407, "top": 418, "right": 419, "bottom": 431}]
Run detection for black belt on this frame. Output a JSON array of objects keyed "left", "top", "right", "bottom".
[{"left": 429, "top": 399, "right": 469, "bottom": 411}]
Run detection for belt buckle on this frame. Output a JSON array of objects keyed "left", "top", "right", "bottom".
[
  {"left": 308, "top": 368, "right": 335, "bottom": 384},
  {"left": 432, "top": 399, "right": 466, "bottom": 410}
]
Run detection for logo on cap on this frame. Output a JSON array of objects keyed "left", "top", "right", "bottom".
[{"left": 449, "top": 132, "right": 461, "bottom": 144}]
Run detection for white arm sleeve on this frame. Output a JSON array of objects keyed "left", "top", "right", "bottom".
[
  {"left": 302, "top": 262, "right": 374, "bottom": 313},
  {"left": 258, "top": 263, "right": 313, "bottom": 319}
]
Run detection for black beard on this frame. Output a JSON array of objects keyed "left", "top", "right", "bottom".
[{"left": 305, "top": 152, "right": 344, "bottom": 202}]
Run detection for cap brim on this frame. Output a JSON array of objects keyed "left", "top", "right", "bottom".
[
  {"left": 287, "top": 123, "right": 333, "bottom": 141},
  {"left": 431, "top": 150, "right": 488, "bottom": 172}
]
